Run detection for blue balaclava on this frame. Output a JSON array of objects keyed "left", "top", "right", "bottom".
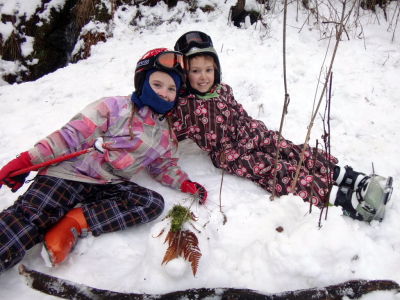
[{"left": 131, "top": 69, "right": 181, "bottom": 115}]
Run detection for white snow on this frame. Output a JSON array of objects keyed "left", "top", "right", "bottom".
[
  {"left": 0, "top": 0, "right": 400, "bottom": 299},
  {"left": 0, "top": 59, "right": 27, "bottom": 81},
  {"left": 38, "top": 0, "right": 67, "bottom": 21},
  {"left": 40, "top": 247, "right": 53, "bottom": 269},
  {"left": 244, "top": 0, "right": 262, "bottom": 12},
  {"left": 0, "top": 21, "right": 14, "bottom": 43},
  {"left": 0, "top": 0, "right": 41, "bottom": 20},
  {"left": 20, "top": 36, "right": 35, "bottom": 57}
]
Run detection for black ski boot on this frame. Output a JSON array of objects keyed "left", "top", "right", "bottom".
[
  {"left": 333, "top": 165, "right": 364, "bottom": 190},
  {"left": 331, "top": 166, "right": 394, "bottom": 222}
]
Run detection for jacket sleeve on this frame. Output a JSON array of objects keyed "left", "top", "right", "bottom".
[
  {"left": 227, "top": 84, "right": 268, "bottom": 130},
  {"left": 147, "top": 147, "right": 189, "bottom": 191},
  {"left": 28, "top": 98, "right": 112, "bottom": 165},
  {"left": 170, "top": 101, "right": 192, "bottom": 142},
  {"left": 225, "top": 85, "right": 250, "bottom": 121}
]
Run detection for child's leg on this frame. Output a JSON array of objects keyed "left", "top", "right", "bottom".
[
  {"left": 256, "top": 129, "right": 338, "bottom": 177},
  {"left": 225, "top": 153, "right": 330, "bottom": 206},
  {"left": 42, "top": 181, "right": 164, "bottom": 266},
  {"left": 81, "top": 181, "right": 164, "bottom": 237},
  {"left": 0, "top": 175, "right": 95, "bottom": 275},
  {"left": 223, "top": 135, "right": 337, "bottom": 207},
  {"left": 0, "top": 177, "right": 164, "bottom": 274}
]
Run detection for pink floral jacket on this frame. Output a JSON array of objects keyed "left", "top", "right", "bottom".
[
  {"left": 171, "top": 83, "right": 271, "bottom": 167},
  {"left": 28, "top": 96, "right": 188, "bottom": 190}
]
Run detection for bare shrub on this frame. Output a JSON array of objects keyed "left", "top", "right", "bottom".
[
  {"left": 73, "top": 31, "right": 107, "bottom": 61},
  {"left": 72, "top": 0, "right": 96, "bottom": 28},
  {"left": 0, "top": 32, "right": 21, "bottom": 61}
]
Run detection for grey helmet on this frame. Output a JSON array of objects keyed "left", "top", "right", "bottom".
[{"left": 174, "top": 31, "right": 222, "bottom": 85}]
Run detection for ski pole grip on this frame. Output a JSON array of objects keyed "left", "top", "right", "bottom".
[
  {"left": 8, "top": 148, "right": 93, "bottom": 177},
  {"left": 8, "top": 140, "right": 115, "bottom": 178}
]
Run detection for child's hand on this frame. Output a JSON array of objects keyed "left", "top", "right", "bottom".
[
  {"left": 0, "top": 151, "right": 32, "bottom": 192},
  {"left": 180, "top": 180, "right": 207, "bottom": 205}
]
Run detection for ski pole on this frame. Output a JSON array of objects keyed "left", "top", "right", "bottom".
[{"left": 8, "top": 139, "right": 114, "bottom": 178}]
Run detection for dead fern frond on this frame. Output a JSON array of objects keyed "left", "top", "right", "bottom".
[
  {"left": 181, "top": 231, "right": 201, "bottom": 276},
  {"left": 162, "top": 230, "right": 202, "bottom": 276},
  {"left": 161, "top": 230, "right": 179, "bottom": 265},
  {"left": 157, "top": 203, "right": 202, "bottom": 276}
]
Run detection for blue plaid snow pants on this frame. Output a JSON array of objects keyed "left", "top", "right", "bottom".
[{"left": 0, "top": 175, "right": 164, "bottom": 275}]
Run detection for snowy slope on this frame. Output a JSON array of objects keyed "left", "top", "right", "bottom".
[{"left": 0, "top": 0, "right": 400, "bottom": 299}]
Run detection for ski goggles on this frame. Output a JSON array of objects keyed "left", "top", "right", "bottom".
[
  {"left": 174, "top": 31, "right": 213, "bottom": 53},
  {"left": 135, "top": 51, "right": 190, "bottom": 74}
]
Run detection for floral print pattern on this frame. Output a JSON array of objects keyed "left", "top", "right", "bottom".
[{"left": 171, "top": 83, "right": 338, "bottom": 207}]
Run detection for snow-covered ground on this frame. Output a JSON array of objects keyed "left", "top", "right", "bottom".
[{"left": 1, "top": 0, "right": 400, "bottom": 299}]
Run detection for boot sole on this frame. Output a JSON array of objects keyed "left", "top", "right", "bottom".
[
  {"left": 43, "top": 241, "right": 56, "bottom": 267},
  {"left": 373, "top": 176, "right": 393, "bottom": 222}
]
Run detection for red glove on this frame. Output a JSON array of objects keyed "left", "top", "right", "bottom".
[
  {"left": 0, "top": 151, "right": 33, "bottom": 192},
  {"left": 181, "top": 180, "right": 207, "bottom": 205}
]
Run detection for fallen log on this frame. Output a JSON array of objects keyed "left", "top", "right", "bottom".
[{"left": 19, "top": 264, "right": 400, "bottom": 300}]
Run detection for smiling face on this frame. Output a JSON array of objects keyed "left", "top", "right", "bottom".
[
  {"left": 149, "top": 71, "right": 177, "bottom": 103},
  {"left": 187, "top": 56, "right": 215, "bottom": 93}
]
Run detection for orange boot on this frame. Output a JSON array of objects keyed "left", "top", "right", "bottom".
[{"left": 43, "top": 207, "right": 90, "bottom": 266}]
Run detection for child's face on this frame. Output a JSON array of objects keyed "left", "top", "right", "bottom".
[
  {"left": 188, "top": 56, "right": 215, "bottom": 93},
  {"left": 149, "top": 71, "right": 177, "bottom": 102}
]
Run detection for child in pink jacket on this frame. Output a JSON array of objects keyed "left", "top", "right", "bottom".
[{"left": 0, "top": 48, "right": 207, "bottom": 274}]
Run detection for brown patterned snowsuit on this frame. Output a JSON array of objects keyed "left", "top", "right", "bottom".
[{"left": 171, "top": 83, "right": 338, "bottom": 206}]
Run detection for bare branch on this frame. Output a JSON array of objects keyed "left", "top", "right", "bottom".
[
  {"left": 309, "top": 139, "right": 319, "bottom": 214},
  {"left": 392, "top": 5, "right": 400, "bottom": 42},
  {"left": 290, "top": 0, "right": 356, "bottom": 194},
  {"left": 270, "top": 0, "right": 290, "bottom": 200}
]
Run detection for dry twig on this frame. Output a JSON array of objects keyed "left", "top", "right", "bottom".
[
  {"left": 219, "top": 144, "right": 226, "bottom": 211},
  {"left": 270, "top": 0, "right": 290, "bottom": 201},
  {"left": 290, "top": 0, "right": 356, "bottom": 194},
  {"left": 318, "top": 72, "right": 334, "bottom": 227},
  {"left": 219, "top": 143, "right": 228, "bottom": 224},
  {"left": 392, "top": 5, "right": 400, "bottom": 41},
  {"left": 309, "top": 140, "right": 319, "bottom": 213}
]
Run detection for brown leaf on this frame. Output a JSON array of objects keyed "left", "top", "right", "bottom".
[
  {"left": 161, "top": 231, "right": 179, "bottom": 265},
  {"left": 161, "top": 229, "right": 202, "bottom": 276}
]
